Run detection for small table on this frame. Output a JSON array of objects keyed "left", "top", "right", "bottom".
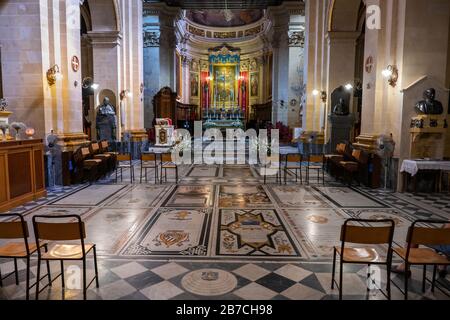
[{"left": 400, "top": 159, "right": 450, "bottom": 192}]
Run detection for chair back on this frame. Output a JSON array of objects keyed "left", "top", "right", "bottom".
[
  {"left": 0, "top": 214, "right": 29, "bottom": 239},
  {"left": 117, "top": 154, "right": 132, "bottom": 162},
  {"left": 100, "top": 140, "right": 109, "bottom": 152},
  {"left": 352, "top": 149, "right": 368, "bottom": 165},
  {"left": 32, "top": 215, "right": 86, "bottom": 257},
  {"left": 285, "top": 153, "right": 302, "bottom": 163},
  {"left": 161, "top": 153, "right": 173, "bottom": 163},
  {"left": 91, "top": 142, "right": 101, "bottom": 155},
  {"left": 0, "top": 214, "right": 31, "bottom": 256},
  {"left": 336, "top": 143, "right": 346, "bottom": 154},
  {"left": 308, "top": 154, "right": 325, "bottom": 164},
  {"left": 142, "top": 153, "right": 157, "bottom": 162},
  {"left": 340, "top": 219, "right": 395, "bottom": 244},
  {"left": 406, "top": 220, "right": 450, "bottom": 246},
  {"left": 81, "top": 147, "right": 91, "bottom": 159}
]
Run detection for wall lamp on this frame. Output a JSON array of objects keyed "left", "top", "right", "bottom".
[
  {"left": 120, "top": 90, "right": 132, "bottom": 100},
  {"left": 382, "top": 65, "right": 399, "bottom": 87},
  {"left": 46, "top": 64, "right": 62, "bottom": 86},
  {"left": 313, "top": 89, "right": 327, "bottom": 103}
]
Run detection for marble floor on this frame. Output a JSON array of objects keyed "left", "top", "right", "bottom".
[{"left": 1, "top": 164, "right": 449, "bottom": 300}]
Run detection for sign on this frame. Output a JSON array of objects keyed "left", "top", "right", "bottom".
[
  {"left": 71, "top": 56, "right": 80, "bottom": 72},
  {"left": 365, "top": 56, "right": 374, "bottom": 73}
]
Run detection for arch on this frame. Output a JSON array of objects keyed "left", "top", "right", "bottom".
[
  {"left": 328, "top": 0, "right": 363, "bottom": 32},
  {"left": 87, "top": 0, "right": 121, "bottom": 32},
  {"left": 80, "top": 2, "right": 92, "bottom": 33}
]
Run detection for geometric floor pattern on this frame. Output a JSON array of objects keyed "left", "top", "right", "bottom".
[{"left": 1, "top": 164, "right": 449, "bottom": 300}]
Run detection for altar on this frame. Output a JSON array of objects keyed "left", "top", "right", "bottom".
[{"left": 200, "top": 44, "right": 248, "bottom": 131}]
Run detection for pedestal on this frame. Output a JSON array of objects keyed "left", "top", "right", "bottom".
[{"left": 327, "top": 114, "right": 355, "bottom": 152}]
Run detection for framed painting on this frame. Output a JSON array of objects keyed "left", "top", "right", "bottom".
[
  {"left": 250, "top": 73, "right": 259, "bottom": 97},
  {"left": 190, "top": 72, "right": 199, "bottom": 97}
]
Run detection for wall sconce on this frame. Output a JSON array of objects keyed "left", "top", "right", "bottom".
[
  {"left": 344, "top": 83, "right": 353, "bottom": 91},
  {"left": 120, "top": 90, "right": 132, "bottom": 100},
  {"left": 46, "top": 64, "right": 62, "bottom": 86},
  {"left": 312, "top": 89, "right": 327, "bottom": 103},
  {"left": 382, "top": 65, "right": 399, "bottom": 87},
  {"left": 320, "top": 91, "right": 327, "bottom": 103}
]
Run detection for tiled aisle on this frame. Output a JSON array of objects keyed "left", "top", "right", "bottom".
[{"left": 0, "top": 164, "right": 449, "bottom": 300}]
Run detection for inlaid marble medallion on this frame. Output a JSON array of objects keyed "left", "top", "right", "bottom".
[
  {"left": 51, "top": 184, "right": 127, "bottom": 206},
  {"left": 268, "top": 185, "right": 330, "bottom": 208},
  {"left": 219, "top": 185, "right": 272, "bottom": 208},
  {"left": 217, "top": 209, "right": 299, "bottom": 257},
  {"left": 181, "top": 269, "right": 238, "bottom": 296},
  {"left": 106, "top": 185, "right": 169, "bottom": 208},
  {"left": 281, "top": 208, "right": 351, "bottom": 259},
  {"left": 163, "top": 185, "right": 214, "bottom": 207},
  {"left": 121, "top": 208, "right": 212, "bottom": 257},
  {"left": 314, "top": 187, "right": 388, "bottom": 208}
]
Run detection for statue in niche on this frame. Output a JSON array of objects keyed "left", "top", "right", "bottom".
[
  {"left": 415, "top": 88, "right": 444, "bottom": 115},
  {"left": 96, "top": 97, "right": 117, "bottom": 141},
  {"left": 332, "top": 98, "right": 349, "bottom": 116}
]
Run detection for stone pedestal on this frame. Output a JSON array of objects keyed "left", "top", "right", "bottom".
[
  {"left": 410, "top": 114, "right": 448, "bottom": 159},
  {"left": 327, "top": 114, "right": 355, "bottom": 152}
]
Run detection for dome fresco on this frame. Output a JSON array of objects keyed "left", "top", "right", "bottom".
[{"left": 186, "top": 9, "right": 264, "bottom": 27}]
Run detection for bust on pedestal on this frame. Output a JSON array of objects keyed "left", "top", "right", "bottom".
[{"left": 328, "top": 98, "right": 355, "bottom": 152}]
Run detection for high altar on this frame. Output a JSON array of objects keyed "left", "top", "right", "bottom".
[{"left": 202, "top": 44, "right": 246, "bottom": 130}]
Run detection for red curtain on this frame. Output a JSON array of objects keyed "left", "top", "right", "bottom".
[
  {"left": 238, "top": 71, "right": 249, "bottom": 116},
  {"left": 200, "top": 71, "right": 210, "bottom": 111}
]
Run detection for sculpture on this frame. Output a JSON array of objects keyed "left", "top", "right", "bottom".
[
  {"left": 96, "top": 97, "right": 117, "bottom": 141},
  {"left": 0, "top": 98, "right": 8, "bottom": 112},
  {"left": 415, "top": 88, "right": 444, "bottom": 115},
  {"left": 332, "top": 98, "right": 349, "bottom": 116}
]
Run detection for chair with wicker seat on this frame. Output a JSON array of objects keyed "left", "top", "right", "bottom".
[
  {"left": 116, "top": 153, "right": 135, "bottom": 183},
  {"left": 262, "top": 154, "right": 281, "bottom": 185},
  {"left": 392, "top": 219, "right": 450, "bottom": 300},
  {"left": 140, "top": 153, "right": 159, "bottom": 184},
  {"left": 160, "top": 153, "right": 178, "bottom": 183},
  {"left": 283, "top": 153, "right": 303, "bottom": 184},
  {"left": 306, "top": 154, "right": 325, "bottom": 185},
  {"left": 32, "top": 214, "right": 99, "bottom": 300},
  {"left": 0, "top": 214, "right": 51, "bottom": 300},
  {"left": 332, "top": 218, "right": 395, "bottom": 300}
]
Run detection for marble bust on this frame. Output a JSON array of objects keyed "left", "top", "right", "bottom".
[
  {"left": 333, "top": 98, "right": 349, "bottom": 116},
  {"left": 415, "top": 88, "right": 444, "bottom": 115},
  {"left": 96, "top": 97, "right": 117, "bottom": 141}
]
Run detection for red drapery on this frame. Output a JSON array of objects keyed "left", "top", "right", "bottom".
[
  {"left": 200, "top": 71, "right": 210, "bottom": 111},
  {"left": 238, "top": 71, "right": 249, "bottom": 116}
]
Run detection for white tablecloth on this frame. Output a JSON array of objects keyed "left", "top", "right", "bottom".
[{"left": 400, "top": 160, "right": 450, "bottom": 176}]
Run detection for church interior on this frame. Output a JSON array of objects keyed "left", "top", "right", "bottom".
[{"left": 1, "top": 0, "right": 450, "bottom": 303}]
